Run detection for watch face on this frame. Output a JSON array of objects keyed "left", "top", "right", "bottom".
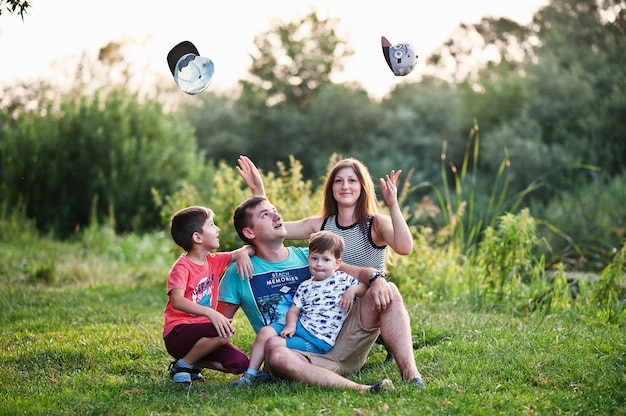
[{"left": 369, "top": 272, "right": 387, "bottom": 283}]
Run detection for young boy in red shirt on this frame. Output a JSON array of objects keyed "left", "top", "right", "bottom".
[{"left": 163, "top": 206, "right": 254, "bottom": 384}]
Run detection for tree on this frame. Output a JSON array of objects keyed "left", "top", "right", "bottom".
[
  {"left": 239, "top": 9, "right": 352, "bottom": 112},
  {"left": 425, "top": 0, "right": 626, "bottom": 176},
  {"left": 425, "top": 17, "right": 535, "bottom": 87},
  {"left": 530, "top": 0, "right": 626, "bottom": 175},
  {"left": 0, "top": 0, "right": 30, "bottom": 19},
  {"left": 216, "top": 9, "right": 360, "bottom": 178},
  {"left": 182, "top": 93, "right": 252, "bottom": 164},
  {"left": 381, "top": 79, "right": 466, "bottom": 169},
  {"left": 300, "top": 83, "right": 380, "bottom": 177},
  {"left": 0, "top": 79, "right": 53, "bottom": 123}
]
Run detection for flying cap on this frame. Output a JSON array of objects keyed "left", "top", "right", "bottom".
[
  {"left": 167, "top": 40, "right": 214, "bottom": 95},
  {"left": 381, "top": 36, "right": 418, "bottom": 76}
]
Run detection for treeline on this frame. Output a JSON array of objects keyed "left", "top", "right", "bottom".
[{"left": 0, "top": 0, "right": 624, "bottom": 271}]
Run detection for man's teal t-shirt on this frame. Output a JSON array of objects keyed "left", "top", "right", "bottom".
[{"left": 218, "top": 247, "right": 311, "bottom": 333}]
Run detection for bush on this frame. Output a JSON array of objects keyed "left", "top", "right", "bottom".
[
  {"left": 590, "top": 242, "right": 626, "bottom": 324},
  {"left": 536, "top": 172, "right": 626, "bottom": 271},
  {"left": 0, "top": 90, "right": 205, "bottom": 238},
  {"left": 155, "top": 156, "right": 322, "bottom": 252}
]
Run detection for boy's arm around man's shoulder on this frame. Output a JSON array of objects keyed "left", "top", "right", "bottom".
[{"left": 229, "top": 244, "right": 256, "bottom": 280}]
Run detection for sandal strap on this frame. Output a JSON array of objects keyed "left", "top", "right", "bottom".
[{"left": 169, "top": 360, "right": 201, "bottom": 375}]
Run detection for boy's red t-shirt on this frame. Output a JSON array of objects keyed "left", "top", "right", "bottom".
[{"left": 162, "top": 252, "right": 232, "bottom": 337}]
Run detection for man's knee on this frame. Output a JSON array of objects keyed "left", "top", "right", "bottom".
[
  {"left": 388, "top": 281, "right": 402, "bottom": 297},
  {"left": 265, "top": 343, "right": 289, "bottom": 373},
  {"left": 385, "top": 282, "right": 406, "bottom": 308},
  {"left": 265, "top": 338, "right": 306, "bottom": 374}
]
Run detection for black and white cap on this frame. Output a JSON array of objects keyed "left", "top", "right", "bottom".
[{"left": 167, "top": 41, "right": 214, "bottom": 95}]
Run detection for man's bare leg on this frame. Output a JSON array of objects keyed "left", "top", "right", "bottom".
[
  {"left": 264, "top": 337, "right": 391, "bottom": 393},
  {"left": 360, "top": 282, "right": 423, "bottom": 382}
]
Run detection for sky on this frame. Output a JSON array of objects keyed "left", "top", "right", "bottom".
[{"left": 0, "top": 0, "right": 549, "bottom": 99}]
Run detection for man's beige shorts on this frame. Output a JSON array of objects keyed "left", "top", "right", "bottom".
[{"left": 300, "top": 299, "right": 380, "bottom": 374}]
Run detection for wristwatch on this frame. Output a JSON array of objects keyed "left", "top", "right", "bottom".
[{"left": 368, "top": 271, "right": 387, "bottom": 284}]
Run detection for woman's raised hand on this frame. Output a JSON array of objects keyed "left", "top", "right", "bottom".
[{"left": 380, "top": 169, "right": 402, "bottom": 208}]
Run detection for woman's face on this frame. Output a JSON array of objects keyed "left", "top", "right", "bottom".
[{"left": 332, "top": 167, "right": 361, "bottom": 206}]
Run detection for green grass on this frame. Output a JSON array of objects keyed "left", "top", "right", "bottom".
[
  {"left": 1, "top": 206, "right": 624, "bottom": 415},
  {"left": 1, "top": 274, "right": 624, "bottom": 415}
]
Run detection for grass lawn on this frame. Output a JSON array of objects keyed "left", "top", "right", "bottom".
[{"left": 1, "top": 276, "right": 624, "bottom": 416}]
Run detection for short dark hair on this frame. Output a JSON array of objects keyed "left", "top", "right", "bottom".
[
  {"left": 308, "top": 231, "right": 344, "bottom": 259},
  {"left": 233, "top": 196, "right": 268, "bottom": 246},
  {"left": 170, "top": 206, "right": 212, "bottom": 251}
]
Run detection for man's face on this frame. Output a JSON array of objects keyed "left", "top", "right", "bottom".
[{"left": 244, "top": 200, "right": 287, "bottom": 243}]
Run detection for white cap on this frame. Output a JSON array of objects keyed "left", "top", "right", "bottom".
[{"left": 167, "top": 41, "right": 214, "bottom": 95}]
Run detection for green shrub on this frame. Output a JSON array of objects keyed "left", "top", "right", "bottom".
[
  {"left": 154, "top": 156, "right": 323, "bottom": 252},
  {"left": 390, "top": 225, "right": 465, "bottom": 303},
  {"left": 590, "top": 242, "right": 626, "bottom": 324},
  {"left": 417, "top": 125, "right": 542, "bottom": 257},
  {"left": 0, "top": 90, "right": 205, "bottom": 238},
  {"left": 472, "top": 209, "right": 542, "bottom": 307},
  {"left": 468, "top": 208, "right": 578, "bottom": 315},
  {"left": 536, "top": 173, "right": 626, "bottom": 271}
]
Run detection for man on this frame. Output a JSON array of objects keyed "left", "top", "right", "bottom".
[{"left": 217, "top": 196, "right": 425, "bottom": 389}]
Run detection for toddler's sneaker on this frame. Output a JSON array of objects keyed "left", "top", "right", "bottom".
[
  {"left": 231, "top": 370, "right": 272, "bottom": 387},
  {"left": 231, "top": 372, "right": 257, "bottom": 387},
  {"left": 257, "top": 371, "right": 272, "bottom": 383}
]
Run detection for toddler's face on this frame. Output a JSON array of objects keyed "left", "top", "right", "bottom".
[{"left": 308, "top": 250, "right": 341, "bottom": 281}]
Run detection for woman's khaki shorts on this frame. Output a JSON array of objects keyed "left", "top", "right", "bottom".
[{"left": 299, "top": 299, "right": 380, "bottom": 374}]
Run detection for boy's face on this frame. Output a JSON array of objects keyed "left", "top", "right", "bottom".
[
  {"left": 197, "top": 216, "right": 220, "bottom": 251},
  {"left": 308, "top": 249, "right": 341, "bottom": 281}
]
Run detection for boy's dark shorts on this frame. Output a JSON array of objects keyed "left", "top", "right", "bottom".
[{"left": 164, "top": 323, "right": 248, "bottom": 374}]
